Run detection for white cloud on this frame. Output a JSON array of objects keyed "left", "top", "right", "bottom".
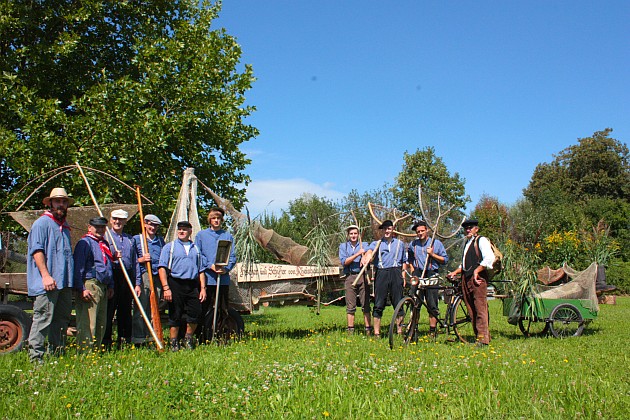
[{"left": 243, "top": 178, "right": 345, "bottom": 217}]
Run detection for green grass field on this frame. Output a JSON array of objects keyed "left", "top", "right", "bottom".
[{"left": 1, "top": 298, "right": 629, "bottom": 419}]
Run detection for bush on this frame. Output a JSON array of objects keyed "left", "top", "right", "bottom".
[{"left": 606, "top": 259, "right": 630, "bottom": 295}]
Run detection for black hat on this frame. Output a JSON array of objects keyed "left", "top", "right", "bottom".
[
  {"left": 378, "top": 220, "right": 394, "bottom": 229},
  {"left": 411, "top": 220, "right": 428, "bottom": 231},
  {"left": 177, "top": 220, "right": 193, "bottom": 229},
  {"left": 89, "top": 217, "right": 108, "bottom": 227},
  {"left": 461, "top": 219, "right": 479, "bottom": 228}
]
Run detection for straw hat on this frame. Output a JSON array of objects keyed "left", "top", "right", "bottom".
[{"left": 42, "top": 187, "right": 74, "bottom": 206}]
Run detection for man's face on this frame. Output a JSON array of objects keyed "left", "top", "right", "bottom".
[
  {"left": 49, "top": 197, "right": 69, "bottom": 220},
  {"left": 144, "top": 221, "right": 159, "bottom": 236},
  {"left": 383, "top": 226, "right": 394, "bottom": 239},
  {"left": 110, "top": 216, "right": 126, "bottom": 233},
  {"left": 347, "top": 228, "right": 359, "bottom": 242},
  {"left": 209, "top": 212, "right": 223, "bottom": 230},
  {"left": 177, "top": 226, "right": 192, "bottom": 241},
  {"left": 464, "top": 225, "right": 479, "bottom": 238},
  {"left": 88, "top": 224, "right": 106, "bottom": 239},
  {"left": 416, "top": 225, "right": 429, "bottom": 240}
]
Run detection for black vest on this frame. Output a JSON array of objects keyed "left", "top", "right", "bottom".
[{"left": 463, "top": 236, "right": 482, "bottom": 278}]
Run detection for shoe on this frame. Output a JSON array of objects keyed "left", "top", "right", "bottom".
[
  {"left": 184, "top": 335, "right": 195, "bottom": 350},
  {"left": 170, "top": 339, "right": 180, "bottom": 352},
  {"left": 365, "top": 326, "right": 373, "bottom": 336},
  {"left": 475, "top": 342, "right": 488, "bottom": 348},
  {"left": 596, "top": 284, "right": 616, "bottom": 293},
  {"left": 347, "top": 326, "right": 355, "bottom": 335}
]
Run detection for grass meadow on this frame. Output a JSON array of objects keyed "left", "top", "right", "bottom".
[{"left": 1, "top": 297, "right": 629, "bottom": 419}]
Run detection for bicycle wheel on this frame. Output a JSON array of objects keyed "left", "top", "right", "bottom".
[
  {"left": 548, "top": 303, "right": 584, "bottom": 338},
  {"left": 451, "top": 297, "right": 476, "bottom": 344},
  {"left": 388, "top": 297, "right": 418, "bottom": 350},
  {"left": 518, "top": 317, "right": 549, "bottom": 338}
]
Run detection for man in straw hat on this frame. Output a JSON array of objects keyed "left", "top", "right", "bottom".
[
  {"left": 339, "top": 225, "right": 372, "bottom": 335},
  {"left": 362, "top": 220, "right": 407, "bottom": 338},
  {"left": 447, "top": 219, "right": 494, "bottom": 346},
  {"left": 26, "top": 187, "right": 74, "bottom": 363}
]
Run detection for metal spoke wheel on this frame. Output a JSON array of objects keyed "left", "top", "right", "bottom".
[
  {"left": 451, "top": 298, "right": 476, "bottom": 344},
  {"left": 518, "top": 317, "right": 550, "bottom": 337},
  {"left": 548, "top": 303, "right": 584, "bottom": 338},
  {"left": 0, "top": 305, "right": 32, "bottom": 354},
  {"left": 388, "top": 297, "right": 418, "bottom": 350}
]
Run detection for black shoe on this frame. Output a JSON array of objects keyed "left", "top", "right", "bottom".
[
  {"left": 596, "top": 284, "right": 616, "bottom": 293},
  {"left": 170, "top": 339, "right": 180, "bottom": 352},
  {"left": 184, "top": 335, "right": 195, "bottom": 350},
  {"left": 347, "top": 326, "right": 355, "bottom": 335}
]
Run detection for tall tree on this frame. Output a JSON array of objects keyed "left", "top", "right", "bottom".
[
  {"left": 0, "top": 0, "right": 257, "bottom": 228},
  {"left": 392, "top": 147, "right": 469, "bottom": 216}
]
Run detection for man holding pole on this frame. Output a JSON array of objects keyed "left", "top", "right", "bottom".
[
  {"left": 74, "top": 217, "right": 115, "bottom": 351},
  {"left": 26, "top": 187, "right": 74, "bottom": 363},
  {"left": 362, "top": 220, "right": 407, "bottom": 338},
  {"left": 339, "top": 225, "right": 372, "bottom": 335},
  {"left": 407, "top": 220, "right": 448, "bottom": 337},
  {"left": 103, "top": 209, "right": 141, "bottom": 349},
  {"left": 132, "top": 214, "right": 165, "bottom": 345},
  {"left": 195, "top": 207, "right": 237, "bottom": 342}
]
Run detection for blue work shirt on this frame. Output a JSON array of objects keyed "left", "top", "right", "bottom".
[
  {"left": 195, "top": 228, "right": 236, "bottom": 286},
  {"left": 73, "top": 236, "right": 115, "bottom": 290},
  {"left": 107, "top": 230, "right": 141, "bottom": 286},
  {"left": 133, "top": 234, "right": 165, "bottom": 276},
  {"left": 370, "top": 238, "right": 407, "bottom": 269},
  {"left": 158, "top": 239, "right": 202, "bottom": 281},
  {"left": 408, "top": 237, "right": 448, "bottom": 275},
  {"left": 339, "top": 241, "right": 369, "bottom": 275},
  {"left": 26, "top": 215, "right": 74, "bottom": 296}
]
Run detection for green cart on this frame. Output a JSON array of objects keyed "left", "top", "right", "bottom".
[{"left": 502, "top": 262, "right": 600, "bottom": 338}]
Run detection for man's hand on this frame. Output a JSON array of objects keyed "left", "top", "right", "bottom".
[
  {"left": 199, "top": 288, "right": 207, "bottom": 303},
  {"left": 163, "top": 289, "right": 172, "bottom": 302},
  {"left": 107, "top": 288, "right": 115, "bottom": 299},
  {"left": 82, "top": 289, "right": 94, "bottom": 302},
  {"left": 211, "top": 264, "right": 226, "bottom": 275},
  {"left": 42, "top": 274, "right": 58, "bottom": 291},
  {"left": 135, "top": 285, "right": 142, "bottom": 297},
  {"left": 138, "top": 254, "right": 151, "bottom": 263}
]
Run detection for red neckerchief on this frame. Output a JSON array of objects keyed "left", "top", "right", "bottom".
[
  {"left": 84, "top": 233, "right": 113, "bottom": 264},
  {"left": 43, "top": 210, "right": 71, "bottom": 232}
]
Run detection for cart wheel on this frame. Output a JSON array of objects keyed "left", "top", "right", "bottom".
[
  {"left": 451, "top": 298, "right": 476, "bottom": 344},
  {"left": 388, "top": 297, "right": 418, "bottom": 350},
  {"left": 518, "top": 317, "right": 549, "bottom": 337},
  {"left": 0, "top": 305, "right": 32, "bottom": 354},
  {"left": 548, "top": 303, "right": 584, "bottom": 338}
]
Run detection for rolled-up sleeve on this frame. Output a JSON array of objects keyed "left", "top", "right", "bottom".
[{"left": 478, "top": 237, "right": 495, "bottom": 269}]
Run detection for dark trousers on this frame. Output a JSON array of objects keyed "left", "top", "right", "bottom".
[
  {"left": 462, "top": 274, "right": 490, "bottom": 344},
  {"left": 104, "top": 269, "right": 133, "bottom": 345},
  {"left": 372, "top": 267, "right": 403, "bottom": 319}
]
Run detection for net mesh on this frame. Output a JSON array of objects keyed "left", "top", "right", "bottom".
[{"left": 534, "top": 262, "right": 599, "bottom": 313}]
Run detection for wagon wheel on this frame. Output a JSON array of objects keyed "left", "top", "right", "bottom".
[
  {"left": 548, "top": 303, "right": 585, "bottom": 338},
  {"left": 518, "top": 317, "right": 549, "bottom": 338},
  {"left": 0, "top": 305, "right": 32, "bottom": 354}
]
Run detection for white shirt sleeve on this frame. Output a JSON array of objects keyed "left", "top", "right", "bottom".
[{"left": 477, "top": 237, "right": 495, "bottom": 269}]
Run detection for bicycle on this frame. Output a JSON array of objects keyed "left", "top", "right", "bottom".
[{"left": 388, "top": 274, "right": 476, "bottom": 349}]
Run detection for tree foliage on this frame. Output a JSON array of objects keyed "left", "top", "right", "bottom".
[
  {"left": 392, "top": 147, "right": 469, "bottom": 217},
  {"left": 0, "top": 0, "right": 257, "bottom": 228}
]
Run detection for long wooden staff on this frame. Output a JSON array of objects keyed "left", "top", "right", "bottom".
[
  {"left": 135, "top": 185, "right": 164, "bottom": 349},
  {"left": 352, "top": 239, "right": 381, "bottom": 287},
  {"left": 75, "top": 162, "right": 163, "bottom": 350}
]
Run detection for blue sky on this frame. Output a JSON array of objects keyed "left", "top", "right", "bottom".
[{"left": 215, "top": 1, "right": 629, "bottom": 216}]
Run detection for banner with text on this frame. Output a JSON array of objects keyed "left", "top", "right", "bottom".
[{"left": 235, "top": 263, "right": 340, "bottom": 283}]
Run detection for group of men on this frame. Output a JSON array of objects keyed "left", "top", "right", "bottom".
[
  {"left": 339, "top": 218, "right": 494, "bottom": 346},
  {"left": 26, "top": 187, "right": 236, "bottom": 363}
]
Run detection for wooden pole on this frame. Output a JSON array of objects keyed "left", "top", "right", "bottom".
[
  {"left": 135, "top": 186, "right": 164, "bottom": 350},
  {"left": 75, "top": 162, "right": 163, "bottom": 350},
  {"left": 352, "top": 239, "right": 381, "bottom": 287}
]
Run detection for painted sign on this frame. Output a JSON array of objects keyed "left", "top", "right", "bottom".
[{"left": 234, "top": 262, "right": 340, "bottom": 283}]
